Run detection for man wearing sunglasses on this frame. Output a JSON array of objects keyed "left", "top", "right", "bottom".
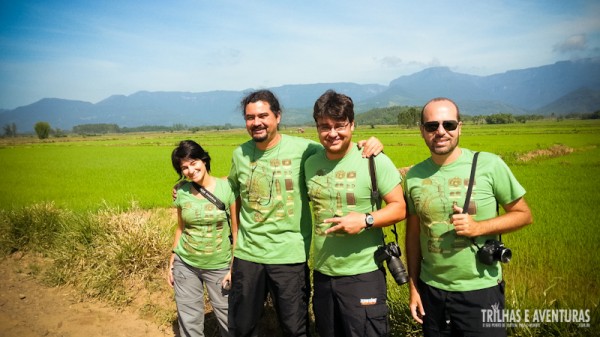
[{"left": 404, "top": 97, "right": 533, "bottom": 337}]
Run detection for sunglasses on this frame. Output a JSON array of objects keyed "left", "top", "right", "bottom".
[{"left": 422, "top": 120, "right": 459, "bottom": 132}]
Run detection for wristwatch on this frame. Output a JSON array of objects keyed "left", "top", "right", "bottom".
[{"left": 365, "top": 213, "right": 375, "bottom": 229}]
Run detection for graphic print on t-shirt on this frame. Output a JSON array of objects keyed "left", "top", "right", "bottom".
[
  {"left": 246, "top": 157, "right": 295, "bottom": 222},
  {"left": 413, "top": 175, "right": 477, "bottom": 254},
  {"left": 181, "top": 202, "right": 226, "bottom": 255},
  {"left": 308, "top": 168, "right": 358, "bottom": 237}
]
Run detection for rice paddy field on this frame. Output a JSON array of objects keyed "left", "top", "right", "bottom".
[{"left": 0, "top": 119, "right": 599, "bottom": 336}]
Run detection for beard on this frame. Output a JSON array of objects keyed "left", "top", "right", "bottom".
[
  {"left": 252, "top": 133, "right": 268, "bottom": 143},
  {"left": 428, "top": 135, "right": 459, "bottom": 155},
  {"left": 250, "top": 126, "right": 268, "bottom": 143}
]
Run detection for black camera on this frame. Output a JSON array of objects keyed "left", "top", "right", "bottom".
[
  {"left": 374, "top": 242, "right": 409, "bottom": 285},
  {"left": 477, "top": 239, "right": 512, "bottom": 265}
]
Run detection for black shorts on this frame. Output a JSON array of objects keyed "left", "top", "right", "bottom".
[
  {"left": 418, "top": 279, "right": 506, "bottom": 337},
  {"left": 228, "top": 258, "right": 310, "bottom": 337},
  {"left": 313, "top": 269, "right": 389, "bottom": 337}
]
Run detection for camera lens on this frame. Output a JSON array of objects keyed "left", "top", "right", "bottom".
[
  {"left": 499, "top": 248, "right": 512, "bottom": 263},
  {"left": 387, "top": 257, "right": 409, "bottom": 285}
]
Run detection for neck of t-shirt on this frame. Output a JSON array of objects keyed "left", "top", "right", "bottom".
[
  {"left": 431, "top": 147, "right": 462, "bottom": 166},
  {"left": 255, "top": 133, "right": 282, "bottom": 151}
]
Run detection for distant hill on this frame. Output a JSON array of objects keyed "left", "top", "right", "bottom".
[
  {"left": 362, "top": 58, "right": 600, "bottom": 115},
  {"left": 534, "top": 87, "right": 600, "bottom": 115},
  {"left": 1, "top": 58, "right": 599, "bottom": 132}
]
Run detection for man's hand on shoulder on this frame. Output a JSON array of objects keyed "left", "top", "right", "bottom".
[
  {"left": 357, "top": 136, "right": 383, "bottom": 158},
  {"left": 172, "top": 180, "right": 185, "bottom": 201}
]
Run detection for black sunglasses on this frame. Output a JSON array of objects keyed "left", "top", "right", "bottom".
[{"left": 423, "top": 120, "right": 459, "bottom": 132}]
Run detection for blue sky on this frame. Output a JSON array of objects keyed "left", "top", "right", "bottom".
[{"left": 1, "top": 0, "right": 599, "bottom": 109}]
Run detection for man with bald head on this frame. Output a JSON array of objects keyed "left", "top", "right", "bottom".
[{"left": 404, "top": 97, "right": 533, "bottom": 336}]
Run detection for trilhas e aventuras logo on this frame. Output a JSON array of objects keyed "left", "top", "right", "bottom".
[{"left": 481, "top": 305, "right": 591, "bottom": 328}]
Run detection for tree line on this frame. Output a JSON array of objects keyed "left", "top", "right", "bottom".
[
  {"left": 3, "top": 109, "right": 600, "bottom": 139},
  {"left": 357, "top": 105, "right": 600, "bottom": 128}
]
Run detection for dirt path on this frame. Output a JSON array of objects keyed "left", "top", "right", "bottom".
[{"left": 0, "top": 255, "right": 174, "bottom": 337}]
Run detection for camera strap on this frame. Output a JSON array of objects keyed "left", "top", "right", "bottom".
[
  {"left": 462, "top": 151, "right": 480, "bottom": 213},
  {"left": 191, "top": 181, "right": 233, "bottom": 243},
  {"left": 462, "top": 152, "right": 503, "bottom": 248},
  {"left": 368, "top": 155, "right": 381, "bottom": 207},
  {"left": 368, "top": 156, "right": 399, "bottom": 245}
]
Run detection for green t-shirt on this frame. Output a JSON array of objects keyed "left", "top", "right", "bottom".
[
  {"left": 173, "top": 178, "right": 235, "bottom": 269},
  {"left": 228, "top": 134, "right": 321, "bottom": 264},
  {"left": 405, "top": 149, "right": 526, "bottom": 291},
  {"left": 305, "top": 144, "right": 402, "bottom": 276}
]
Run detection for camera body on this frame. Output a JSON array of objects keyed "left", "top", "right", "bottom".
[
  {"left": 374, "top": 242, "right": 409, "bottom": 285},
  {"left": 477, "top": 239, "right": 512, "bottom": 265}
]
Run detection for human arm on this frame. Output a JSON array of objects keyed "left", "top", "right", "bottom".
[
  {"left": 324, "top": 184, "right": 406, "bottom": 235},
  {"left": 222, "top": 197, "right": 241, "bottom": 289},
  {"left": 451, "top": 197, "right": 533, "bottom": 237},
  {"left": 167, "top": 208, "right": 185, "bottom": 287},
  {"left": 356, "top": 137, "right": 383, "bottom": 158},
  {"left": 406, "top": 213, "right": 425, "bottom": 324}
]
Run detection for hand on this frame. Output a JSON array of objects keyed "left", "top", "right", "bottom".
[
  {"left": 357, "top": 136, "right": 383, "bottom": 158},
  {"left": 222, "top": 271, "right": 232, "bottom": 290},
  {"left": 409, "top": 288, "right": 425, "bottom": 324},
  {"left": 172, "top": 181, "right": 185, "bottom": 201},
  {"left": 323, "top": 212, "right": 365, "bottom": 235},
  {"left": 167, "top": 266, "right": 174, "bottom": 287},
  {"left": 451, "top": 204, "right": 479, "bottom": 237}
]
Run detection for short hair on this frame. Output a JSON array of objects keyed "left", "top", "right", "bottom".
[
  {"left": 240, "top": 89, "right": 282, "bottom": 117},
  {"left": 420, "top": 97, "right": 461, "bottom": 124},
  {"left": 171, "top": 140, "right": 211, "bottom": 180},
  {"left": 313, "top": 90, "right": 354, "bottom": 123}
]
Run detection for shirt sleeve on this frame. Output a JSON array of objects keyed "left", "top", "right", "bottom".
[{"left": 227, "top": 155, "right": 241, "bottom": 199}]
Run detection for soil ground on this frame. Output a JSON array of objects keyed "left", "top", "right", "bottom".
[{"left": 0, "top": 254, "right": 174, "bottom": 337}]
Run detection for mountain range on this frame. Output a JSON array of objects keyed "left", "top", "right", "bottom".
[{"left": 2, "top": 58, "right": 599, "bottom": 132}]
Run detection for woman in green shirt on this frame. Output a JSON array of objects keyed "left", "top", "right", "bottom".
[{"left": 168, "top": 140, "right": 236, "bottom": 337}]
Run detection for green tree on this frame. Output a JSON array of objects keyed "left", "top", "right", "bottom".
[
  {"left": 34, "top": 121, "right": 51, "bottom": 139},
  {"left": 485, "top": 113, "right": 516, "bottom": 124},
  {"left": 397, "top": 107, "right": 420, "bottom": 128}
]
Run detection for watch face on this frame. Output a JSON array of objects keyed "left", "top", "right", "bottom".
[{"left": 366, "top": 214, "right": 375, "bottom": 225}]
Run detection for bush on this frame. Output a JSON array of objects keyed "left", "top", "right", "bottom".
[
  {"left": 0, "top": 202, "right": 67, "bottom": 254},
  {"left": 34, "top": 121, "right": 52, "bottom": 139}
]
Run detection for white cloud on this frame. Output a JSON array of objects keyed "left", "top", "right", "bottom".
[{"left": 554, "top": 34, "right": 588, "bottom": 53}]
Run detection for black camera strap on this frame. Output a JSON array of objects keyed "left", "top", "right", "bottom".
[
  {"left": 462, "top": 151, "right": 480, "bottom": 213},
  {"left": 463, "top": 152, "right": 503, "bottom": 248},
  {"left": 191, "top": 181, "right": 233, "bottom": 243},
  {"left": 368, "top": 156, "right": 399, "bottom": 245},
  {"left": 369, "top": 155, "right": 380, "bottom": 206},
  {"left": 464, "top": 152, "right": 481, "bottom": 250}
]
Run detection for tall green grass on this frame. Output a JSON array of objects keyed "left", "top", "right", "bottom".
[
  {"left": 0, "top": 132, "right": 241, "bottom": 211},
  {"left": 1, "top": 120, "right": 599, "bottom": 335}
]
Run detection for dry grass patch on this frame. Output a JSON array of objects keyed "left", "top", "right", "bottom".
[{"left": 517, "top": 144, "right": 574, "bottom": 162}]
